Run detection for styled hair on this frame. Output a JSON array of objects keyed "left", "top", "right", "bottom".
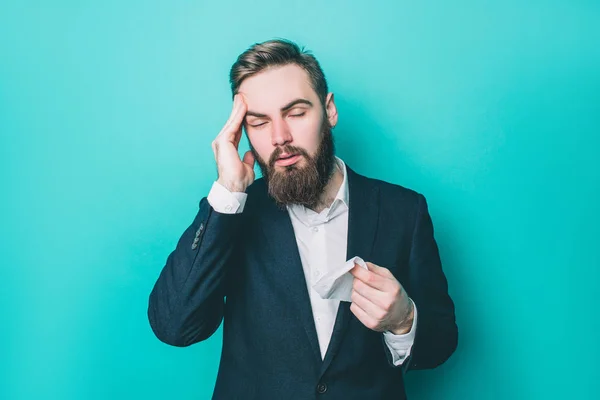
[{"left": 229, "top": 38, "right": 329, "bottom": 107}]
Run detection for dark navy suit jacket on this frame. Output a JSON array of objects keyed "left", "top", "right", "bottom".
[{"left": 148, "top": 164, "right": 458, "bottom": 399}]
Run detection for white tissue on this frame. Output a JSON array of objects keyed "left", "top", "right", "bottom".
[{"left": 312, "top": 256, "right": 368, "bottom": 302}]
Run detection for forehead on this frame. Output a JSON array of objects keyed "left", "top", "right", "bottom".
[{"left": 238, "top": 64, "right": 318, "bottom": 111}]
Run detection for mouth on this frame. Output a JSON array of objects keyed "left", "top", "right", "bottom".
[{"left": 275, "top": 153, "right": 302, "bottom": 166}]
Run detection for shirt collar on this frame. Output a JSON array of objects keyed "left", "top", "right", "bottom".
[
  {"left": 286, "top": 156, "right": 349, "bottom": 224},
  {"left": 332, "top": 156, "right": 349, "bottom": 209}
]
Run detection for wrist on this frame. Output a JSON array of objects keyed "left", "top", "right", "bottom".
[
  {"left": 389, "top": 301, "right": 414, "bottom": 335},
  {"left": 217, "top": 178, "right": 247, "bottom": 193}
]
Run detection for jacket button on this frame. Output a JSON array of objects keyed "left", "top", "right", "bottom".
[{"left": 316, "top": 383, "right": 327, "bottom": 394}]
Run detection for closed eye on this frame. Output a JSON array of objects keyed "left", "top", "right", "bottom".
[
  {"left": 249, "top": 122, "right": 267, "bottom": 128},
  {"left": 248, "top": 111, "right": 305, "bottom": 127}
]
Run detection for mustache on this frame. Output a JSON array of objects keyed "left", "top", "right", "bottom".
[{"left": 268, "top": 145, "right": 310, "bottom": 167}]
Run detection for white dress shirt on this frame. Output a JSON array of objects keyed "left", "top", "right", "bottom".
[{"left": 207, "top": 156, "right": 417, "bottom": 366}]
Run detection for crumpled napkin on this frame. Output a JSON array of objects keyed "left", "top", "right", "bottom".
[{"left": 312, "top": 256, "right": 369, "bottom": 302}]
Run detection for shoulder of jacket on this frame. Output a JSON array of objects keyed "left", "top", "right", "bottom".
[{"left": 356, "top": 170, "right": 423, "bottom": 204}]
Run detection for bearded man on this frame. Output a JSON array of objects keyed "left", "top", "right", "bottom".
[{"left": 148, "top": 38, "right": 458, "bottom": 400}]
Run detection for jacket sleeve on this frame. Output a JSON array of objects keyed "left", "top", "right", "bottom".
[
  {"left": 405, "top": 194, "right": 458, "bottom": 370},
  {"left": 147, "top": 197, "right": 243, "bottom": 347}
]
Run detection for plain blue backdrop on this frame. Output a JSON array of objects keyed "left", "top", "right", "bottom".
[{"left": 1, "top": 1, "right": 599, "bottom": 399}]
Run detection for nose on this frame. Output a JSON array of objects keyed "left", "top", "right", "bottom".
[{"left": 271, "top": 118, "right": 292, "bottom": 147}]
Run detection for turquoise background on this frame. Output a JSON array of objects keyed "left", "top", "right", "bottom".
[{"left": 1, "top": 1, "right": 598, "bottom": 399}]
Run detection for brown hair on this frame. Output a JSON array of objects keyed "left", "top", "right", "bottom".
[{"left": 229, "top": 38, "right": 329, "bottom": 107}]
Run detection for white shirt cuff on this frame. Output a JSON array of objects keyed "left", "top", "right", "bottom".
[
  {"left": 382, "top": 299, "right": 418, "bottom": 366},
  {"left": 206, "top": 181, "right": 248, "bottom": 214}
]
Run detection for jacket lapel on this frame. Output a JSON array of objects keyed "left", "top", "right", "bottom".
[
  {"left": 258, "top": 189, "right": 323, "bottom": 366},
  {"left": 256, "top": 164, "right": 381, "bottom": 373},
  {"left": 319, "top": 165, "right": 380, "bottom": 376}
]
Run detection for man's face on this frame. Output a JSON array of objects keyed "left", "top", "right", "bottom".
[{"left": 239, "top": 64, "right": 338, "bottom": 208}]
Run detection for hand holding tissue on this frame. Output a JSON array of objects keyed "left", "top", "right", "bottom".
[
  {"left": 313, "top": 256, "right": 415, "bottom": 335},
  {"left": 312, "top": 256, "right": 368, "bottom": 302}
]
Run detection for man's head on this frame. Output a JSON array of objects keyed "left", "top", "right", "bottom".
[{"left": 229, "top": 39, "right": 339, "bottom": 209}]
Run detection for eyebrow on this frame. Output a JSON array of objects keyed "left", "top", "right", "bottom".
[{"left": 245, "top": 98, "right": 314, "bottom": 118}]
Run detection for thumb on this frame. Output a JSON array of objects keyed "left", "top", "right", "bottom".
[
  {"left": 242, "top": 150, "right": 255, "bottom": 168},
  {"left": 366, "top": 262, "right": 393, "bottom": 278}
]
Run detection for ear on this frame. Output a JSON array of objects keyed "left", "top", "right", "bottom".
[{"left": 324, "top": 92, "right": 338, "bottom": 128}]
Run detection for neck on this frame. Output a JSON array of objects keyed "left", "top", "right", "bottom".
[{"left": 309, "top": 163, "right": 344, "bottom": 213}]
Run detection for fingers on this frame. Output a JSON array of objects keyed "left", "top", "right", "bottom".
[
  {"left": 365, "top": 262, "right": 394, "bottom": 278},
  {"left": 225, "top": 94, "right": 244, "bottom": 125},
  {"left": 352, "top": 275, "right": 392, "bottom": 310},
  {"left": 350, "top": 301, "right": 381, "bottom": 331},
  {"left": 218, "top": 94, "right": 247, "bottom": 143},
  {"left": 351, "top": 288, "right": 387, "bottom": 321},
  {"left": 350, "top": 264, "right": 393, "bottom": 291}
]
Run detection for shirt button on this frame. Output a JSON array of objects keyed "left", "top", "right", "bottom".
[
  {"left": 312, "top": 226, "right": 319, "bottom": 232},
  {"left": 225, "top": 205, "right": 232, "bottom": 212},
  {"left": 316, "top": 383, "right": 327, "bottom": 394}
]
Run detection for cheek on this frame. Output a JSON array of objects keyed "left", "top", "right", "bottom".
[
  {"left": 291, "top": 115, "right": 321, "bottom": 131},
  {"left": 248, "top": 133, "right": 273, "bottom": 160},
  {"left": 290, "top": 118, "right": 323, "bottom": 149}
]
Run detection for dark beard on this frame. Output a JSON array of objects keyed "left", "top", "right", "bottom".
[{"left": 250, "top": 121, "right": 336, "bottom": 210}]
